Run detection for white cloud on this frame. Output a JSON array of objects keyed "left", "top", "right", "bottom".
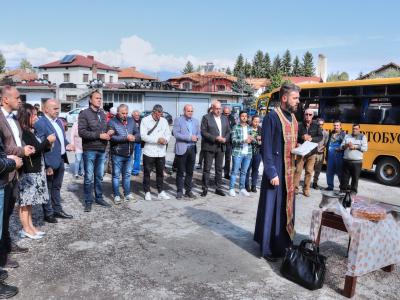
[{"left": 0, "top": 35, "right": 234, "bottom": 72}]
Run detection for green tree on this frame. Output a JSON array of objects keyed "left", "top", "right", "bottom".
[
  {"left": 0, "top": 52, "right": 5, "bottom": 73},
  {"left": 301, "top": 51, "right": 315, "bottom": 76},
  {"left": 182, "top": 61, "right": 194, "bottom": 74},
  {"left": 232, "top": 71, "right": 255, "bottom": 108},
  {"left": 292, "top": 56, "right": 301, "bottom": 76},
  {"left": 281, "top": 50, "right": 292, "bottom": 76},
  {"left": 265, "top": 72, "right": 292, "bottom": 93},
  {"left": 233, "top": 54, "right": 245, "bottom": 77},
  {"left": 226, "top": 66, "right": 232, "bottom": 75},
  {"left": 244, "top": 60, "right": 252, "bottom": 77},
  {"left": 327, "top": 71, "right": 349, "bottom": 82},
  {"left": 19, "top": 58, "right": 33, "bottom": 70},
  {"left": 251, "top": 50, "right": 264, "bottom": 78},
  {"left": 263, "top": 52, "right": 272, "bottom": 78},
  {"left": 271, "top": 55, "right": 281, "bottom": 76}
]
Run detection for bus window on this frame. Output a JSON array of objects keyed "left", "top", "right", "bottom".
[
  {"left": 383, "top": 97, "right": 400, "bottom": 125},
  {"left": 363, "top": 98, "right": 388, "bottom": 124},
  {"left": 341, "top": 87, "right": 360, "bottom": 96},
  {"left": 363, "top": 85, "right": 386, "bottom": 96},
  {"left": 322, "top": 88, "right": 340, "bottom": 97},
  {"left": 309, "top": 89, "right": 319, "bottom": 98},
  {"left": 321, "top": 97, "right": 362, "bottom": 123},
  {"left": 387, "top": 85, "right": 400, "bottom": 95},
  {"left": 300, "top": 90, "right": 309, "bottom": 98}
]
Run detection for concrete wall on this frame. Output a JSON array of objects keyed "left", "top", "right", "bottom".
[{"left": 18, "top": 90, "right": 56, "bottom": 106}]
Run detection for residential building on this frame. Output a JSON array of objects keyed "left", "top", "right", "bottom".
[
  {"left": 358, "top": 62, "right": 400, "bottom": 79},
  {"left": 118, "top": 67, "right": 157, "bottom": 83}
]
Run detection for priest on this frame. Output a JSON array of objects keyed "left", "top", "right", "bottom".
[{"left": 254, "top": 83, "right": 300, "bottom": 262}]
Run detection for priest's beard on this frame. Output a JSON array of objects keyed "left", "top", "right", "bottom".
[{"left": 282, "top": 103, "right": 298, "bottom": 114}]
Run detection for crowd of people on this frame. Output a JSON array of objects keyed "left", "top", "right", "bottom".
[{"left": 0, "top": 84, "right": 369, "bottom": 297}]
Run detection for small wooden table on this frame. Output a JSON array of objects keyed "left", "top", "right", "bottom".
[{"left": 315, "top": 211, "right": 395, "bottom": 298}]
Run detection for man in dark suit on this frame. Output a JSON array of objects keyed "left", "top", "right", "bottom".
[
  {"left": 200, "top": 100, "right": 231, "bottom": 196},
  {"left": 0, "top": 85, "right": 33, "bottom": 268},
  {"left": 35, "top": 99, "right": 74, "bottom": 223}
]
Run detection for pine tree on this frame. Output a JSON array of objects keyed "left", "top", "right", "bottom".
[
  {"left": 281, "top": 50, "right": 292, "bottom": 76},
  {"left": 20, "top": 58, "right": 33, "bottom": 70},
  {"left": 301, "top": 51, "right": 315, "bottom": 76},
  {"left": 327, "top": 71, "right": 349, "bottom": 82},
  {"left": 226, "top": 66, "right": 232, "bottom": 75},
  {"left": 244, "top": 60, "right": 252, "bottom": 77},
  {"left": 271, "top": 55, "right": 281, "bottom": 76},
  {"left": 0, "top": 52, "right": 5, "bottom": 73},
  {"left": 292, "top": 56, "right": 301, "bottom": 76},
  {"left": 233, "top": 54, "right": 245, "bottom": 77},
  {"left": 251, "top": 50, "right": 264, "bottom": 78},
  {"left": 263, "top": 52, "right": 272, "bottom": 78},
  {"left": 182, "top": 61, "right": 194, "bottom": 74}
]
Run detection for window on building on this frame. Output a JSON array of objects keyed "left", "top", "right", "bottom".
[
  {"left": 66, "top": 95, "right": 77, "bottom": 102},
  {"left": 217, "top": 85, "right": 226, "bottom": 91},
  {"left": 83, "top": 74, "right": 89, "bottom": 82},
  {"left": 63, "top": 73, "right": 70, "bottom": 82},
  {"left": 109, "top": 76, "right": 114, "bottom": 83},
  {"left": 182, "top": 81, "right": 192, "bottom": 90},
  {"left": 97, "top": 74, "right": 105, "bottom": 82},
  {"left": 42, "top": 74, "right": 49, "bottom": 80}
]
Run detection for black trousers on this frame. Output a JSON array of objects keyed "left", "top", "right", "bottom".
[
  {"left": 198, "top": 149, "right": 204, "bottom": 166},
  {"left": 43, "top": 163, "right": 65, "bottom": 217},
  {"left": 202, "top": 149, "right": 224, "bottom": 191},
  {"left": 0, "top": 179, "right": 17, "bottom": 265},
  {"left": 143, "top": 155, "right": 165, "bottom": 193},
  {"left": 176, "top": 146, "right": 196, "bottom": 193},
  {"left": 224, "top": 142, "right": 232, "bottom": 176},
  {"left": 340, "top": 159, "right": 362, "bottom": 194}
]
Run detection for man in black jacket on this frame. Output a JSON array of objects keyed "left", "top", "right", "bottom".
[
  {"left": 200, "top": 101, "right": 231, "bottom": 197},
  {"left": 108, "top": 104, "right": 140, "bottom": 204},
  {"left": 78, "top": 91, "right": 114, "bottom": 212},
  {"left": 294, "top": 109, "right": 323, "bottom": 197},
  {"left": 0, "top": 133, "right": 22, "bottom": 298}
]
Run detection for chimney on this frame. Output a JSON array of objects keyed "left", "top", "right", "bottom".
[
  {"left": 87, "top": 55, "right": 94, "bottom": 61},
  {"left": 131, "top": 66, "right": 136, "bottom": 71},
  {"left": 317, "top": 54, "right": 327, "bottom": 82}
]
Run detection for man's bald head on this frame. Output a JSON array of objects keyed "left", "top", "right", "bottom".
[
  {"left": 183, "top": 104, "right": 194, "bottom": 119},
  {"left": 0, "top": 86, "right": 21, "bottom": 112},
  {"left": 44, "top": 99, "right": 60, "bottom": 120}
]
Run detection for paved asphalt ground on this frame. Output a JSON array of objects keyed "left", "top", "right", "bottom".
[{"left": 5, "top": 137, "right": 400, "bottom": 299}]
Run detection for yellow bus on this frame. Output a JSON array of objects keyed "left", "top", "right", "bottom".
[{"left": 256, "top": 78, "right": 400, "bottom": 186}]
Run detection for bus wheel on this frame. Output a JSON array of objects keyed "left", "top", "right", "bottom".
[{"left": 376, "top": 158, "right": 400, "bottom": 186}]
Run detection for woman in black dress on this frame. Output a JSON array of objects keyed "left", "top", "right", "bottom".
[{"left": 17, "top": 104, "right": 56, "bottom": 240}]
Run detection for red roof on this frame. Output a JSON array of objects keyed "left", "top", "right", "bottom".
[
  {"left": 168, "top": 71, "right": 237, "bottom": 83},
  {"left": 118, "top": 67, "right": 157, "bottom": 80},
  {"left": 0, "top": 69, "right": 38, "bottom": 82},
  {"left": 246, "top": 76, "right": 321, "bottom": 89},
  {"left": 39, "top": 55, "right": 118, "bottom": 71}
]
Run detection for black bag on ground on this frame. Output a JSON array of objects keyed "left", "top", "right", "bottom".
[{"left": 280, "top": 239, "right": 326, "bottom": 290}]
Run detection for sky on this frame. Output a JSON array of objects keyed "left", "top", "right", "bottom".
[{"left": 1, "top": 0, "right": 400, "bottom": 79}]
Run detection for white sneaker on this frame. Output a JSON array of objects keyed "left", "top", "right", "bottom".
[
  {"left": 144, "top": 192, "right": 152, "bottom": 201},
  {"left": 125, "top": 194, "right": 136, "bottom": 202},
  {"left": 240, "top": 189, "right": 250, "bottom": 197},
  {"left": 229, "top": 189, "right": 236, "bottom": 197},
  {"left": 114, "top": 195, "right": 122, "bottom": 205},
  {"left": 158, "top": 191, "right": 171, "bottom": 200}
]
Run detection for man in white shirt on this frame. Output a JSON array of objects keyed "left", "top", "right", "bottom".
[
  {"left": 140, "top": 105, "right": 171, "bottom": 201},
  {"left": 35, "top": 99, "right": 74, "bottom": 222}
]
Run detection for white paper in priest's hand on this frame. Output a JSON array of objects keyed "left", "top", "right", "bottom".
[{"left": 291, "top": 141, "right": 318, "bottom": 156}]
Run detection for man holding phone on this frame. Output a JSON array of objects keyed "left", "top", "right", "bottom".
[{"left": 78, "top": 91, "right": 114, "bottom": 212}]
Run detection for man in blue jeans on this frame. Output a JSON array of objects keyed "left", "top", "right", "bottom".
[
  {"left": 325, "top": 120, "right": 345, "bottom": 191},
  {"left": 131, "top": 110, "right": 142, "bottom": 176},
  {"left": 229, "top": 111, "right": 254, "bottom": 197},
  {"left": 78, "top": 91, "right": 114, "bottom": 212},
  {"left": 109, "top": 104, "right": 139, "bottom": 204}
]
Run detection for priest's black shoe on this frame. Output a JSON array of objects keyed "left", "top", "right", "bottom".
[
  {"left": 200, "top": 190, "right": 208, "bottom": 197},
  {"left": 0, "top": 282, "right": 18, "bottom": 298},
  {"left": 10, "top": 243, "right": 28, "bottom": 254},
  {"left": 44, "top": 215, "right": 58, "bottom": 223},
  {"left": 215, "top": 189, "right": 226, "bottom": 196},
  {"left": 54, "top": 210, "right": 73, "bottom": 219}
]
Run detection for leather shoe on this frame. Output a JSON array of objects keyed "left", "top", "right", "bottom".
[
  {"left": 184, "top": 191, "right": 196, "bottom": 199},
  {"left": 84, "top": 203, "right": 92, "bottom": 212},
  {"left": 200, "top": 190, "right": 208, "bottom": 197},
  {"left": 0, "top": 269, "right": 8, "bottom": 282},
  {"left": 44, "top": 215, "right": 58, "bottom": 223},
  {"left": 224, "top": 174, "right": 230, "bottom": 180},
  {"left": 0, "top": 282, "right": 18, "bottom": 298},
  {"left": 10, "top": 243, "right": 28, "bottom": 254},
  {"left": 95, "top": 199, "right": 111, "bottom": 207},
  {"left": 54, "top": 211, "right": 73, "bottom": 219},
  {"left": 251, "top": 186, "right": 257, "bottom": 193},
  {"left": 215, "top": 189, "right": 226, "bottom": 196},
  {"left": 3, "top": 258, "right": 19, "bottom": 269},
  {"left": 176, "top": 192, "right": 183, "bottom": 199},
  {"left": 245, "top": 186, "right": 251, "bottom": 193}
]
